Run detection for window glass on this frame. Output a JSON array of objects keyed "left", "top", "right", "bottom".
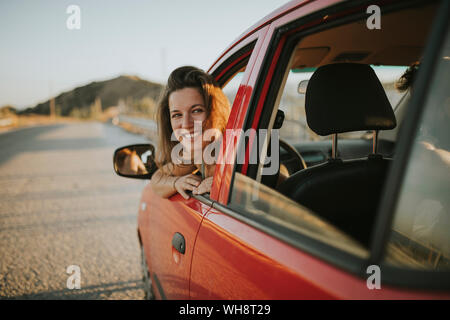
[
  {"left": 384, "top": 29, "right": 450, "bottom": 271},
  {"left": 231, "top": 172, "right": 369, "bottom": 258}
]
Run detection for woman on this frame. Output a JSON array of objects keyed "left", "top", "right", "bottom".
[{"left": 150, "top": 66, "right": 230, "bottom": 199}]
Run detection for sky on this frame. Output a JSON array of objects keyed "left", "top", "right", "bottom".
[{"left": 0, "top": 0, "right": 290, "bottom": 109}]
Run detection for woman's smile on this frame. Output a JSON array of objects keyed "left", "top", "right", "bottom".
[{"left": 180, "top": 131, "right": 201, "bottom": 140}]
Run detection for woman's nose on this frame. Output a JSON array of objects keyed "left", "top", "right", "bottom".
[{"left": 182, "top": 113, "right": 192, "bottom": 129}]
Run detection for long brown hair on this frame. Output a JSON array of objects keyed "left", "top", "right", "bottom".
[
  {"left": 155, "top": 66, "right": 230, "bottom": 169},
  {"left": 395, "top": 61, "right": 420, "bottom": 92}
]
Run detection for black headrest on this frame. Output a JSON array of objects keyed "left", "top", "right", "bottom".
[{"left": 306, "top": 63, "right": 396, "bottom": 136}]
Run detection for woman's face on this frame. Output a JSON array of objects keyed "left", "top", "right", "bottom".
[{"left": 169, "top": 87, "right": 207, "bottom": 154}]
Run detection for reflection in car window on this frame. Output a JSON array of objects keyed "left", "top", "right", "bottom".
[
  {"left": 385, "top": 28, "right": 450, "bottom": 271},
  {"left": 231, "top": 172, "right": 369, "bottom": 258},
  {"left": 278, "top": 66, "right": 407, "bottom": 144},
  {"left": 223, "top": 71, "right": 245, "bottom": 107}
]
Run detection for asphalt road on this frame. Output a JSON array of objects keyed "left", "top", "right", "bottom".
[{"left": 0, "top": 122, "right": 150, "bottom": 299}]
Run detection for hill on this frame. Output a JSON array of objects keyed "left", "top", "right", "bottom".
[
  {"left": 0, "top": 105, "right": 17, "bottom": 116},
  {"left": 20, "top": 75, "right": 164, "bottom": 117}
]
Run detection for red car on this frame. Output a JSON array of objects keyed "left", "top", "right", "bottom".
[{"left": 114, "top": 0, "right": 450, "bottom": 299}]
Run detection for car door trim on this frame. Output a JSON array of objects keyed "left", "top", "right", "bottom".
[{"left": 191, "top": 193, "right": 214, "bottom": 207}]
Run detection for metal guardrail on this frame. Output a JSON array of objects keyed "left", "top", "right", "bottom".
[
  {"left": 118, "top": 115, "right": 157, "bottom": 131},
  {"left": 115, "top": 115, "right": 158, "bottom": 143}
]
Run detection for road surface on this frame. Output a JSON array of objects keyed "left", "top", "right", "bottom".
[{"left": 0, "top": 122, "right": 150, "bottom": 299}]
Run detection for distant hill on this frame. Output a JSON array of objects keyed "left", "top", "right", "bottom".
[
  {"left": 19, "top": 75, "right": 164, "bottom": 116},
  {"left": 0, "top": 105, "right": 17, "bottom": 116}
]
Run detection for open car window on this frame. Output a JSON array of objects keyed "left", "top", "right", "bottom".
[{"left": 195, "top": 46, "right": 252, "bottom": 201}]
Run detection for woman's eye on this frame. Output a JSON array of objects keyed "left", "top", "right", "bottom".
[
  {"left": 171, "top": 113, "right": 181, "bottom": 118},
  {"left": 192, "top": 109, "right": 204, "bottom": 114}
]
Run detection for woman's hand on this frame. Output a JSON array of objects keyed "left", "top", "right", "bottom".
[
  {"left": 174, "top": 174, "right": 202, "bottom": 200},
  {"left": 192, "top": 176, "right": 213, "bottom": 196}
]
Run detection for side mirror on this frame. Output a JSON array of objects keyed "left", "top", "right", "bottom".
[
  {"left": 297, "top": 80, "right": 309, "bottom": 94},
  {"left": 113, "top": 144, "right": 157, "bottom": 179}
]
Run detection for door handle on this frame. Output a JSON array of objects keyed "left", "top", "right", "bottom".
[{"left": 172, "top": 232, "right": 185, "bottom": 254}]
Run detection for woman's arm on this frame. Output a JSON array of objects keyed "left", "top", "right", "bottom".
[{"left": 149, "top": 163, "right": 200, "bottom": 199}]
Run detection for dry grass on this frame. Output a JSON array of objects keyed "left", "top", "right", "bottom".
[{"left": 0, "top": 114, "right": 91, "bottom": 134}]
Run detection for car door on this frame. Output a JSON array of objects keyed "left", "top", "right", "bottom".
[
  {"left": 189, "top": 0, "right": 450, "bottom": 299},
  {"left": 139, "top": 184, "right": 212, "bottom": 300}
]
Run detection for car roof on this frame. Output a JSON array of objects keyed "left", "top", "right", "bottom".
[{"left": 209, "top": 0, "right": 341, "bottom": 71}]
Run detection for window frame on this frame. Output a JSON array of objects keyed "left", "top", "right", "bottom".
[{"left": 207, "top": 25, "right": 272, "bottom": 204}]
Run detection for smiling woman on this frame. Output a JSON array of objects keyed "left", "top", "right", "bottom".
[{"left": 149, "top": 66, "right": 230, "bottom": 199}]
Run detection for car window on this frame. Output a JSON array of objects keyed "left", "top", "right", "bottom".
[
  {"left": 384, "top": 27, "right": 450, "bottom": 271},
  {"left": 228, "top": 2, "right": 438, "bottom": 261}
]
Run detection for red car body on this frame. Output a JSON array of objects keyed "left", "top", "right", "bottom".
[{"left": 136, "top": 0, "right": 450, "bottom": 299}]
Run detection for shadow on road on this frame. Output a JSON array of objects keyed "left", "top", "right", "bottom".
[
  {"left": 0, "top": 125, "right": 65, "bottom": 167},
  {"left": 0, "top": 212, "right": 138, "bottom": 233},
  {"left": 6, "top": 279, "right": 144, "bottom": 300}
]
